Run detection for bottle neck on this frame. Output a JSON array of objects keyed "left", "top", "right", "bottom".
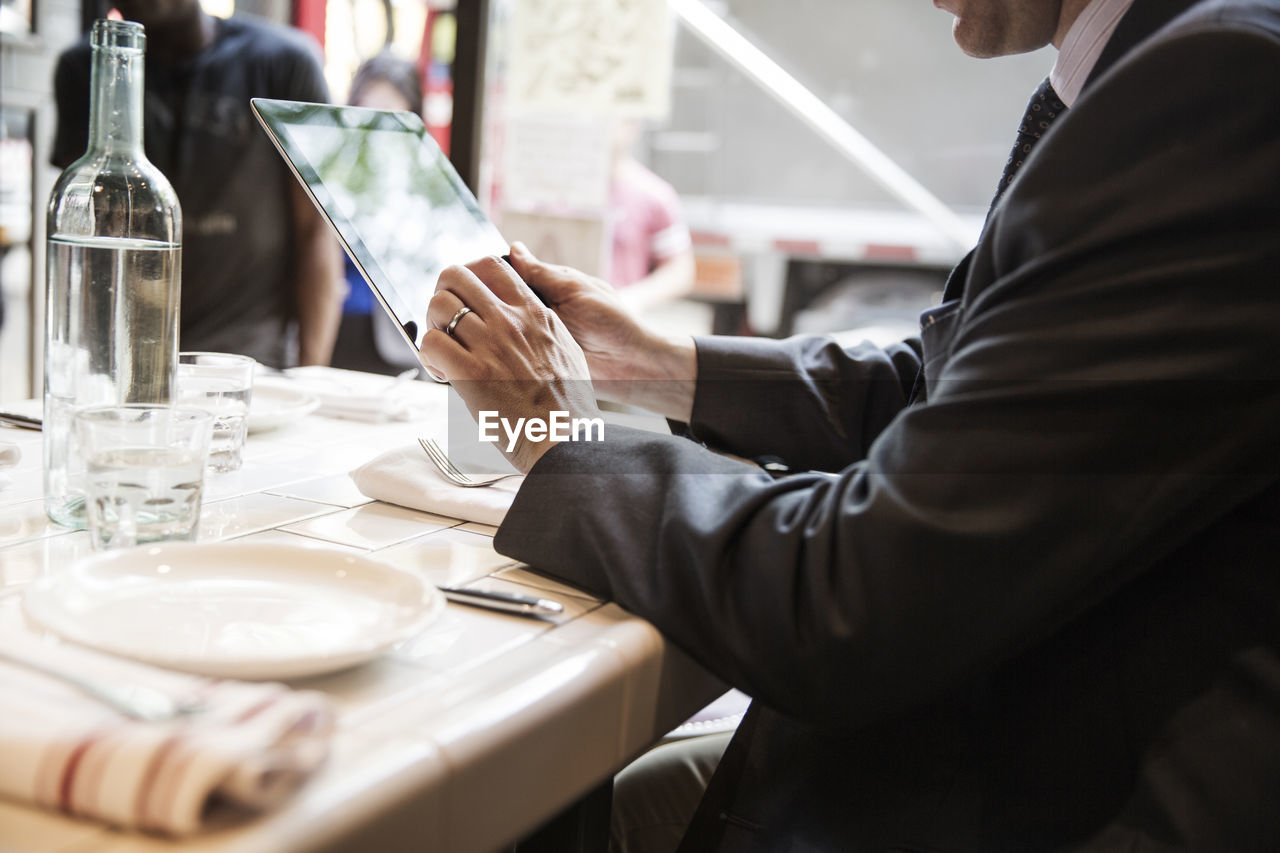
[{"left": 87, "top": 20, "right": 147, "bottom": 156}]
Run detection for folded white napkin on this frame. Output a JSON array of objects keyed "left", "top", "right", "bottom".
[
  {"left": 284, "top": 366, "right": 421, "bottom": 423},
  {"left": 0, "top": 441, "right": 19, "bottom": 470},
  {"left": 350, "top": 444, "right": 521, "bottom": 527},
  {"left": 0, "top": 637, "right": 334, "bottom": 836}
]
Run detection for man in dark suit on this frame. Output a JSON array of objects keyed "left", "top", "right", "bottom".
[{"left": 420, "top": 0, "right": 1280, "bottom": 849}]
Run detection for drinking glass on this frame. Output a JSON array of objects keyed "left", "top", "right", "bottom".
[
  {"left": 176, "top": 352, "right": 255, "bottom": 472},
  {"left": 74, "top": 405, "right": 213, "bottom": 550}
]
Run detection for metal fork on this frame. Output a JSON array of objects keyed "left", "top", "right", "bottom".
[
  {"left": 417, "top": 437, "right": 522, "bottom": 488},
  {"left": 0, "top": 650, "right": 207, "bottom": 722}
]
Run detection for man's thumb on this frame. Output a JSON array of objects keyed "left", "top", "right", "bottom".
[{"left": 508, "top": 241, "right": 577, "bottom": 303}]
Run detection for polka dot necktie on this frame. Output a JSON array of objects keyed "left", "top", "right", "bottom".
[{"left": 990, "top": 77, "right": 1067, "bottom": 210}]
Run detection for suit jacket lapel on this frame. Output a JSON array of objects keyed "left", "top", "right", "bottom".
[
  {"left": 943, "top": 0, "right": 1202, "bottom": 306},
  {"left": 940, "top": 249, "right": 973, "bottom": 303},
  {"left": 1086, "top": 0, "right": 1200, "bottom": 91}
]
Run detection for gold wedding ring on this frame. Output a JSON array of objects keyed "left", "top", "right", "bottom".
[{"left": 445, "top": 306, "right": 473, "bottom": 336}]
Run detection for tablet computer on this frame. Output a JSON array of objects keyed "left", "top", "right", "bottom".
[{"left": 251, "top": 98, "right": 506, "bottom": 358}]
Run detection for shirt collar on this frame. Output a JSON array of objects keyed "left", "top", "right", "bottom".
[{"left": 1050, "top": 0, "right": 1137, "bottom": 107}]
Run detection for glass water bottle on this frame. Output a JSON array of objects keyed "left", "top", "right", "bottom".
[{"left": 45, "top": 19, "right": 182, "bottom": 528}]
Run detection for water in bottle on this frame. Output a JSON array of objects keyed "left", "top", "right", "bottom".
[{"left": 44, "top": 19, "right": 182, "bottom": 527}]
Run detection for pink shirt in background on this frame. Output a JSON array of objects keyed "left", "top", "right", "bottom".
[{"left": 608, "top": 160, "right": 692, "bottom": 288}]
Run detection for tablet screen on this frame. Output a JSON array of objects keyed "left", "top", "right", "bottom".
[{"left": 251, "top": 98, "right": 506, "bottom": 354}]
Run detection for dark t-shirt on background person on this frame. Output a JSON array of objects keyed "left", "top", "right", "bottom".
[
  {"left": 51, "top": 14, "right": 329, "bottom": 367},
  {"left": 332, "top": 254, "right": 402, "bottom": 376}
]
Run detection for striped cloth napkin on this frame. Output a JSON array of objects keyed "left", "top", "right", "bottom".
[{"left": 0, "top": 636, "right": 334, "bottom": 836}]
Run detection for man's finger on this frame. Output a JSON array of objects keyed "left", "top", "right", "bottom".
[
  {"left": 426, "top": 288, "right": 471, "bottom": 332},
  {"left": 463, "top": 254, "right": 532, "bottom": 307},
  {"left": 417, "top": 327, "right": 474, "bottom": 382},
  {"left": 507, "top": 242, "right": 593, "bottom": 305},
  {"left": 436, "top": 262, "right": 506, "bottom": 317}
]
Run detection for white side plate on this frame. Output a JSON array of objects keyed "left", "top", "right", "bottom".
[
  {"left": 23, "top": 542, "right": 444, "bottom": 679},
  {"left": 247, "top": 381, "right": 321, "bottom": 433}
]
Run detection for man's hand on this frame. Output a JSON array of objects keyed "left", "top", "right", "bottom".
[
  {"left": 418, "top": 255, "right": 600, "bottom": 473},
  {"left": 506, "top": 243, "right": 698, "bottom": 420},
  {"left": 504, "top": 242, "right": 651, "bottom": 383}
]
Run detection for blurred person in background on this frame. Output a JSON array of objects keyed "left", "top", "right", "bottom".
[
  {"left": 607, "top": 120, "right": 695, "bottom": 315},
  {"left": 329, "top": 50, "right": 424, "bottom": 376},
  {"left": 51, "top": 0, "right": 344, "bottom": 368}
]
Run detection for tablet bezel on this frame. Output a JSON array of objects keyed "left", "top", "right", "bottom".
[{"left": 250, "top": 97, "right": 504, "bottom": 357}]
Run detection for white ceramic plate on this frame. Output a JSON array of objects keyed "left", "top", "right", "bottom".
[
  {"left": 247, "top": 380, "right": 321, "bottom": 433},
  {"left": 22, "top": 542, "right": 444, "bottom": 679}
]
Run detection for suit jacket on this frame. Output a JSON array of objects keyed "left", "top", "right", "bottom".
[{"left": 495, "top": 0, "right": 1280, "bottom": 849}]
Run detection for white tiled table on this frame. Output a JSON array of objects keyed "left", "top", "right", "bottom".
[{"left": 0, "top": 378, "right": 722, "bottom": 852}]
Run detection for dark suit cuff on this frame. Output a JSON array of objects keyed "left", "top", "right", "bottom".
[{"left": 685, "top": 335, "right": 800, "bottom": 441}]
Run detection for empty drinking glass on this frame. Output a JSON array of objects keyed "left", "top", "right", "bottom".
[
  {"left": 176, "top": 352, "right": 255, "bottom": 472},
  {"left": 74, "top": 405, "right": 213, "bottom": 550}
]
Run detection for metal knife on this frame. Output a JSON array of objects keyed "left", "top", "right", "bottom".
[
  {"left": 437, "top": 585, "right": 564, "bottom": 618},
  {"left": 0, "top": 412, "right": 41, "bottom": 431}
]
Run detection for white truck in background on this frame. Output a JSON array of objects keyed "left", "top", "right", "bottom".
[{"left": 646, "top": 0, "right": 1050, "bottom": 339}]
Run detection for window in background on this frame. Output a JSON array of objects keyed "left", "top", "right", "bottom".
[
  {"left": 479, "top": 0, "right": 680, "bottom": 280},
  {"left": 476, "top": 0, "right": 702, "bottom": 333},
  {"left": 475, "top": 1, "right": 1052, "bottom": 340}
]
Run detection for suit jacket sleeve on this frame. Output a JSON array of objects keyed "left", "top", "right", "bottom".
[
  {"left": 679, "top": 334, "right": 923, "bottom": 473},
  {"left": 495, "top": 22, "right": 1280, "bottom": 733}
]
